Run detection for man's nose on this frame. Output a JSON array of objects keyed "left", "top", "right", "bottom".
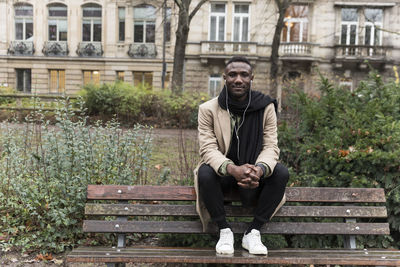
[{"left": 234, "top": 75, "right": 244, "bottom": 83}]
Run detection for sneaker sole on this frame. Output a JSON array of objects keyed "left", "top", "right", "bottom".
[{"left": 242, "top": 241, "right": 268, "bottom": 255}]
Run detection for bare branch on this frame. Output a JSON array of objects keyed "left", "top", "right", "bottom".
[
  {"left": 189, "top": 0, "right": 209, "bottom": 23},
  {"left": 174, "top": 0, "right": 183, "bottom": 10}
]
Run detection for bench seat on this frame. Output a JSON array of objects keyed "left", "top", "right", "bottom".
[
  {"left": 68, "top": 247, "right": 400, "bottom": 265},
  {"left": 66, "top": 185, "right": 400, "bottom": 266}
]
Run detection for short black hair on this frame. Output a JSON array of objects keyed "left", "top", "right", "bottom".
[{"left": 226, "top": 56, "right": 252, "bottom": 69}]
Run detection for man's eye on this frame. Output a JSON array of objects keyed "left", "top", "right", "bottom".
[{"left": 229, "top": 73, "right": 236, "bottom": 78}]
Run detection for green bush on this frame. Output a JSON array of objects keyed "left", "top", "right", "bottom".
[
  {"left": 0, "top": 98, "right": 152, "bottom": 253},
  {"left": 279, "top": 71, "right": 400, "bottom": 248},
  {"left": 0, "top": 86, "right": 16, "bottom": 105},
  {"left": 80, "top": 82, "right": 208, "bottom": 128}
]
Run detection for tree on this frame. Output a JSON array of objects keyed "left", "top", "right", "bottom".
[
  {"left": 269, "top": 0, "right": 290, "bottom": 99},
  {"left": 171, "top": 0, "right": 209, "bottom": 94}
]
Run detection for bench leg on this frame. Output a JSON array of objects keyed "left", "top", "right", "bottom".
[{"left": 344, "top": 218, "right": 356, "bottom": 249}]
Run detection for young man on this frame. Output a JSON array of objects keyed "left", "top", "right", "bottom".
[{"left": 194, "top": 56, "right": 289, "bottom": 255}]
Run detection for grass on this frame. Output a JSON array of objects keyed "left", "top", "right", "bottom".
[{"left": 148, "top": 129, "right": 200, "bottom": 186}]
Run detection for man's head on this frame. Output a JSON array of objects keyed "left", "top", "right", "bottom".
[{"left": 223, "top": 56, "right": 254, "bottom": 102}]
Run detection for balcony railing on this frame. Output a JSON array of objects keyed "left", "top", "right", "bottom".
[
  {"left": 201, "top": 41, "right": 257, "bottom": 55},
  {"left": 42, "top": 41, "right": 68, "bottom": 56},
  {"left": 76, "top": 42, "right": 103, "bottom": 57},
  {"left": 8, "top": 41, "right": 35, "bottom": 56},
  {"left": 280, "top": 42, "right": 315, "bottom": 57},
  {"left": 335, "top": 45, "right": 391, "bottom": 59},
  {"left": 128, "top": 43, "right": 157, "bottom": 58}
]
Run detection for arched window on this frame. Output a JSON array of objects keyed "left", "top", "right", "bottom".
[
  {"left": 14, "top": 3, "right": 33, "bottom": 41},
  {"left": 48, "top": 4, "right": 67, "bottom": 41},
  {"left": 82, "top": 3, "right": 102, "bottom": 42},
  {"left": 133, "top": 4, "right": 156, "bottom": 43}
]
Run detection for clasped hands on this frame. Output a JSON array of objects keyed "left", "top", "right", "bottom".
[{"left": 226, "top": 163, "right": 263, "bottom": 189}]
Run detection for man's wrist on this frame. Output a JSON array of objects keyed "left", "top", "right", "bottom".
[{"left": 218, "top": 160, "right": 235, "bottom": 176}]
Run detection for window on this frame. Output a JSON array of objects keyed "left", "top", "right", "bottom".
[
  {"left": 134, "top": 5, "right": 156, "bottom": 43},
  {"left": 116, "top": 71, "right": 125, "bottom": 81},
  {"left": 83, "top": 70, "right": 100, "bottom": 85},
  {"left": 341, "top": 8, "right": 358, "bottom": 46},
  {"left": 209, "top": 75, "right": 222, "bottom": 97},
  {"left": 233, "top": 4, "right": 249, "bottom": 42},
  {"left": 82, "top": 4, "right": 102, "bottom": 42},
  {"left": 165, "top": 7, "right": 171, "bottom": 42},
  {"left": 16, "top": 69, "right": 31, "bottom": 93},
  {"left": 339, "top": 78, "right": 353, "bottom": 91},
  {"left": 365, "top": 8, "right": 383, "bottom": 46},
  {"left": 133, "top": 72, "right": 153, "bottom": 88},
  {"left": 49, "top": 70, "right": 65, "bottom": 93},
  {"left": 282, "top": 5, "right": 308, "bottom": 42},
  {"left": 48, "top": 4, "right": 67, "bottom": 41},
  {"left": 209, "top": 3, "right": 226, "bottom": 41},
  {"left": 15, "top": 4, "right": 33, "bottom": 41},
  {"left": 118, "top": 7, "right": 125, "bottom": 42}
]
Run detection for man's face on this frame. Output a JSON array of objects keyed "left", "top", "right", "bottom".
[{"left": 223, "top": 61, "right": 254, "bottom": 101}]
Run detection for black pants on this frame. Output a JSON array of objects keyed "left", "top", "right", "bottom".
[{"left": 198, "top": 163, "right": 289, "bottom": 225}]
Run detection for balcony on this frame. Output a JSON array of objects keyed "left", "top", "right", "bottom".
[
  {"left": 335, "top": 45, "right": 391, "bottom": 60},
  {"left": 334, "top": 45, "right": 393, "bottom": 69},
  {"left": 200, "top": 41, "right": 257, "bottom": 58},
  {"left": 42, "top": 41, "right": 68, "bottom": 56},
  {"left": 76, "top": 42, "right": 103, "bottom": 57},
  {"left": 279, "top": 42, "right": 316, "bottom": 59},
  {"left": 8, "top": 41, "right": 34, "bottom": 56},
  {"left": 128, "top": 43, "right": 157, "bottom": 58}
]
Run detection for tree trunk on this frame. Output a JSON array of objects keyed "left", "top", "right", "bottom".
[
  {"left": 270, "top": 0, "right": 289, "bottom": 99},
  {"left": 171, "top": 5, "right": 190, "bottom": 94}
]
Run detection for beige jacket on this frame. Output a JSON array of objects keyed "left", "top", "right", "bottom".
[{"left": 194, "top": 97, "right": 286, "bottom": 231}]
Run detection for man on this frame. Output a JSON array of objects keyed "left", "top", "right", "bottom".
[{"left": 194, "top": 56, "right": 289, "bottom": 255}]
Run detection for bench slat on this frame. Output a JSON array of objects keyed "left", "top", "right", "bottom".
[
  {"left": 87, "top": 185, "right": 386, "bottom": 203},
  {"left": 67, "top": 247, "right": 400, "bottom": 265},
  {"left": 85, "top": 204, "right": 387, "bottom": 218},
  {"left": 83, "top": 220, "right": 390, "bottom": 235}
]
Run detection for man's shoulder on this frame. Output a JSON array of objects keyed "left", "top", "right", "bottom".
[{"left": 199, "top": 97, "right": 219, "bottom": 110}]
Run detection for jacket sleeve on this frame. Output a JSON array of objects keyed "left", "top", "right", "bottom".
[
  {"left": 198, "top": 104, "right": 229, "bottom": 175},
  {"left": 255, "top": 103, "right": 280, "bottom": 176}
]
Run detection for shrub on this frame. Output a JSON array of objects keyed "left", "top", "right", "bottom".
[
  {"left": 80, "top": 82, "right": 208, "bottom": 128},
  {"left": 279, "top": 71, "right": 400, "bottom": 248},
  {"left": 0, "top": 98, "right": 152, "bottom": 253}
]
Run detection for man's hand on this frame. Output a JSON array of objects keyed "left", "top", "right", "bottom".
[{"left": 227, "top": 163, "right": 262, "bottom": 189}]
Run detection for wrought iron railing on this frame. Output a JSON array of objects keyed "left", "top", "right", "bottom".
[
  {"left": 8, "top": 41, "right": 35, "bottom": 55},
  {"left": 42, "top": 41, "right": 68, "bottom": 56},
  {"left": 128, "top": 43, "right": 157, "bottom": 58},
  {"left": 76, "top": 42, "right": 103, "bottom": 57}
]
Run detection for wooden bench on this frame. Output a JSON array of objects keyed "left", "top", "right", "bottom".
[{"left": 67, "top": 185, "right": 400, "bottom": 266}]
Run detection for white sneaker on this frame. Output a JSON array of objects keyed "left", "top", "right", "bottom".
[
  {"left": 242, "top": 229, "right": 268, "bottom": 255},
  {"left": 216, "top": 228, "right": 234, "bottom": 254}
]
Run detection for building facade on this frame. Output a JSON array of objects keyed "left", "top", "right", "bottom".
[{"left": 0, "top": 0, "right": 399, "bottom": 100}]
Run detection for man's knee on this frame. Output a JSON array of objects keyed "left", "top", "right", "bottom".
[
  {"left": 198, "top": 164, "right": 218, "bottom": 188},
  {"left": 268, "top": 163, "right": 289, "bottom": 187}
]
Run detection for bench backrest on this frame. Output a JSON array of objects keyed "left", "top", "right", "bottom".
[{"left": 83, "top": 185, "right": 389, "bottom": 236}]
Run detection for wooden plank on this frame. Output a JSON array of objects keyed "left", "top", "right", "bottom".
[
  {"left": 86, "top": 185, "right": 386, "bottom": 203},
  {"left": 85, "top": 204, "right": 387, "bottom": 218},
  {"left": 83, "top": 220, "right": 390, "bottom": 235},
  {"left": 67, "top": 247, "right": 400, "bottom": 265}
]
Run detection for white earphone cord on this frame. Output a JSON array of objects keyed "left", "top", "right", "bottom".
[{"left": 225, "top": 83, "right": 252, "bottom": 161}]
